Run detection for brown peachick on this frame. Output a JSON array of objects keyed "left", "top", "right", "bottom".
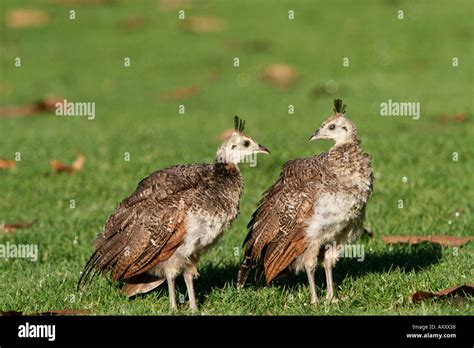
[
  {"left": 237, "top": 99, "right": 373, "bottom": 304},
  {"left": 78, "top": 116, "right": 269, "bottom": 311}
]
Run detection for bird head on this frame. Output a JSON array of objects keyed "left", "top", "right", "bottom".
[
  {"left": 309, "top": 99, "right": 357, "bottom": 145},
  {"left": 216, "top": 116, "right": 270, "bottom": 165}
]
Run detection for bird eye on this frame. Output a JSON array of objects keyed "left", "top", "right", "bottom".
[
  {"left": 328, "top": 124, "right": 336, "bottom": 130},
  {"left": 243, "top": 140, "right": 250, "bottom": 147}
]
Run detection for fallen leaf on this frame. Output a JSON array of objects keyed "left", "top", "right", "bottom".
[
  {"left": 38, "top": 309, "right": 91, "bottom": 316},
  {"left": 412, "top": 284, "right": 474, "bottom": 304},
  {"left": 157, "top": 0, "right": 192, "bottom": 11},
  {"left": 6, "top": 9, "right": 50, "bottom": 29},
  {"left": 0, "top": 311, "right": 23, "bottom": 316},
  {"left": 0, "top": 159, "right": 16, "bottom": 170},
  {"left": 159, "top": 86, "right": 199, "bottom": 100},
  {"left": 182, "top": 16, "right": 225, "bottom": 33},
  {"left": 121, "top": 15, "right": 144, "bottom": 32},
  {"left": 437, "top": 112, "right": 468, "bottom": 123},
  {"left": 1, "top": 220, "right": 36, "bottom": 234},
  {"left": 50, "top": 152, "right": 85, "bottom": 174},
  {"left": 37, "top": 96, "right": 63, "bottom": 112},
  {"left": 0, "top": 308, "right": 91, "bottom": 316},
  {"left": 217, "top": 128, "right": 235, "bottom": 142},
  {"left": 261, "top": 64, "right": 298, "bottom": 90},
  {"left": 383, "top": 235, "right": 472, "bottom": 247},
  {"left": 0, "top": 96, "right": 63, "bottom": 118}
]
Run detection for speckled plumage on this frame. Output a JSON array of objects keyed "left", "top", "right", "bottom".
[
  {"left": 88, "top": 163, "right": 242, "bottom": 277},
  {"left": 78, "top": 117, "right": 269, "bottom": 310},
  {"left": 238, "top": 100, "right": 373, "bottom": 304}
]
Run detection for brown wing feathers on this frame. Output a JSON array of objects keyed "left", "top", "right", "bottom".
[
  {"left": 237, "top": 158, "right": 322, "bottom": 288},
  {"left": 78, "top": 165, "right": 206, "bottom": 290},
  {"left": 263, "top": 227, "right": 307, "bottom": 284}
]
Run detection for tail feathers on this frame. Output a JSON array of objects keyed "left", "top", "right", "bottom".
[
  {"left": 236, "top": 255, "right": 253, "bottom": 289},
  {"left": 77, "top": 250, "right": 102, "bottom": 291},
  {"left": 122, "top": 278, "right": 165, "bottom": 297}
]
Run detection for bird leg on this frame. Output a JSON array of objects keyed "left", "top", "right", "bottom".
[
  {"left": 305, "top": 263, "right": 318, "bottom": 305},
  {"left": 183, "top": 271, "right": 198, "bottom": 311},
  {"left": 323, "top": 249, "right": 338, "bottom": 302},
  {"left": 166, "top": 272, "right": 177, "bottom": 311}
]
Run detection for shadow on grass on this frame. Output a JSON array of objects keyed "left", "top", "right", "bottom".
[
  {"left": 193, "top": 262, "right": 241, "bottom": 303},
  {"left": 191, "top": 243, "right": 443, "bottom": 300},
  {"left": 339, "top": 243, "right": 442, "bottom": 278},
  {"left": 117, "top": 262, "right": 242, "bottom": 305},
  {"left": 116, "top": 243, "right": 443, "bottom": 303},
  {"left": 275, "top": 242, "right": 444, "bottom": 289}
]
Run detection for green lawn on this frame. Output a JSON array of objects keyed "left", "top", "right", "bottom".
[{"left": 0, "top": 0, "right": 472, "bottom": 315}]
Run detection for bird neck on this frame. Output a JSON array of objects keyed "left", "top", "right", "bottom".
[
  {"left": 212, "top": 161, "right": 243, "bottom": 197},
  {"left": 214, "top": 160, "right": 240, "bottom": 174},
  {"left": 330, "top": 136, "right": 361, "bottom": 153},
  {"left": 328, "top": 139, "right": 367, "bottom": 170},
  {"left": 328, "top": 139, "right": 372, "bottom": 190},
  {"left": 215, "top": 146, "right": 241, "bottom": 166}
]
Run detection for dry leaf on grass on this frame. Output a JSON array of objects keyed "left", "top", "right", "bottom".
[
  {"left": 436, "top": 112, "right": 467, "bottom": 123},
  {"left": 412, "top": 284, "right": 474, "bottom": 304},
  {"left": 0, "top": 308, "right": 91, "bottom": 316},
  {"left": 37, "top": 308, "right": 91, "bottom": 316},
  {"left": 0, "top": 220, "right": 36, "bottom": 234},
  {"left": 50, "top": 152, "right": 85, "bottom": 174},
  {"left": 0, "top": 96, "right": 63, "bottom": 118},
  {"left": 5, "top": 9, "right": 50, "bottom": 29},
  {"left": 121, "top": 16, "right": 144, "bottom": 32},
  {"left": 0, "top": 159, "right": 16, "bottom": 170},
  {"left": 182, "top": 16, "right": 225, "bottom": 33},
  {"left": 158, "top": 0, "right": 192, "bottom": 11},
  {"left": 0, "top": 311, "right": 23, "bottom": 316},
  {"left": 159, "top": 86, "right": 199, "bottom": 100},
  {"left": 383, "top": 235, "right": 472, "bottom": 247},
  {"left": 261, "top": 64, "right": 298, "bottom": 90}
]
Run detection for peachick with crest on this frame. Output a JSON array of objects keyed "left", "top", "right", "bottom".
[
  {"left": 237, "top": 99, "right": 373, "bottom": 304},
  {"left": 78, "top": 116, "right": 269, "bottom": 311}
]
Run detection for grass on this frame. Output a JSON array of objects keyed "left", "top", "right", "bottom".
[{"left": 0, "top": 0, "right": 473, "bottom": 315}]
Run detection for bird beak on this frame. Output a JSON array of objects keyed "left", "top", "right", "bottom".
[
  {"left": 256, "top": 144, "right": 270, "bottom": 154},
  {"left": 309, "top": 129, "right": 320, "bottom": 142}
]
